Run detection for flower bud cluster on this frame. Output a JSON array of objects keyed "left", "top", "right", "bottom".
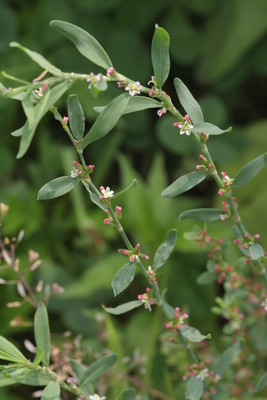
[
  {"left": 173, "top": 114, "right": 194, "bottom": 136},
  {"left": 194, "top": 230, "right": 223, "bottom": 259},
  {"left": 118, "top": 243, "right": 149, "bottom": 263},
  {"left": 183, "top": 360, "right": 221, "bottom": 395},
  {"left": 196, "top": 154, "right": 215, "bottom": 172},
  {"left": 233, "top": 232, "right": 260, "bottom": 251},
  {"left": 103, "top": 206, "right": 122, "bottom": 225},
  {"left": 218, "top": 171, "right": 233, "bottom": 197},
  {"left": 71, "top": 160, "right": 94, "bottom": 182},
  {"left": 138, "top": 287, "right": 156, "bottom": 312},
  {"left": 165, "top": 307, "right": 188, "bottom": 337}
]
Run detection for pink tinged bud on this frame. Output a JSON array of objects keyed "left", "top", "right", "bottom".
[
  {"left": 182, "top": 313, "right": 188, "bottom": 319},
  {"left": 183, "top": 114, "right": 189, "bottom": 121},
  {"left": 107, "top": 67, "right": 114, "bottom": 75},
  {"left": 166, "top": 323, "right": 171, "bottom": 329},
  {"left": 208, "top": 163, "right": 213, "bottom": 168},
  {"left": 123, "top": 250, "right": 128, "bottom": 255},
  {"left": 254, "top": 234, "right": 260, "bottom": 239},
  {"left": 173, "top": 122, "right": 180, "bottom": 127},
  {"left": 176, "top": 324, "right": 181, "bottom": 329},
  {"left": 244, "top": 233, "right": 249, "bottom": 239},
  {"left": 144, "top": 255, "right": 149, "bottom": 260},
  {"left": 99, "top": 195, "right": 104, "bottom": 200},
  {"left": 118, "top": 249, "right": 122, "bottom": 253},
  {"left": 220, "top": 215, "right": 226, "bottom": 221},
  {"left": 221, "top": 171, "right": 226, "bottom": 177},
  {"left": 138, "top": 294, "right": 143, "bottom": 299},
  {"left": 172, "top": 328, "right": 178, "bottom": 335},
  {"left": 218, "top": 189, "right": 223, "bottom": 196},
  {"left": 150, "top": 299, "right": 154, "bottom": 305},
  {"left": 116, "top": 206, "right": 122, "bottom": 214},
  {"left": 103, "top": 219, "right": 111, "bottom": 225},
  {"left": 233, "top": 239, "right": 239, "bottom": 244},
  {"left": 73, "top": 160, "right": 79, "bottom": 167},
  {"left": 130, "top": 255, "right": 135, "bottom": 262},
  {"left": 196, "top": 165, "right": 203, "bottom": 170},
  {"left": 100, "top": 186, "right": 105, "bottom": 191},
  {"left": 149, "top": 89, "right": 153, "bottom": 97},
  {"left": 136, "top": 243, "right": 140, "bottom": 251},
  {"left": 63, "top": 116, "right": 69, "bottom": 123},
  {"left": 157, "top": 109, "right": 164, "bottom": 117},
  {"left": 146, "top": 287, "right": 151, "bottom": 293},
  {"left": 117, "top": 82, "right": 125, "bottom": 88},
  {"left": 88, "top": 164, "right": 94, "bottom": 169},
  {"left": 67, "top": 377, "right": 73, "bottom": 384},
  {"left": 241, "top": 244, "right": 246, "bottom": 249}
]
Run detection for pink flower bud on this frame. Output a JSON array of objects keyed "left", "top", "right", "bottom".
[
  {"left": 116, "top": 206, "right": 122, "bottom": 214},
  {"left": 138, "top": 294, "right": 143, "bottom": 299},
  {"left": 107, "top": 67, "right": 114, "bottom": 75},
  {"left": 136, "top": 243, "right": 140, "bottom": 251},
  {"left": 63, "top": 116, "right": 69, "bottom": 123},
  {"left": 123, "top": 250, "right": 128, "bottom": 255},
  {"left": 157, "top": 109, "right": 163, "bottom": 117},
  {"left": 117, "top": 82, "right": 125, "bottom": 88},
  {"left": 166, "top": 323, "right": 171, "bottom": 329},
  {"left": 173, "top": 122, "right": 180, "bottom": 127},
  {"left": 183, "top": 114, "right": 189, "bottom": 121},
  {"left": 149, "top": 89, "right": 153, "bottom": 97},
  {"left": 221, "top": 171, "right": 226, "bottom": 177},
  {"left": 103, "top": 219, "right": 111, "bottom": 225}
]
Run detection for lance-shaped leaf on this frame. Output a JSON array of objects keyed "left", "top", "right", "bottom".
[
  {"left": 10, "top": 42, "right": 63, "bottom": 77},
  {"left": 232, "top": 153, "right": 267, "bottom": 188},
  {"left": 82, "top": 94, "right": 130, "bottom": 149},
  {"left": 33, "top": 347, "right": 43, "bottom": 367},
  {"left": 118, "top": 388, "right": 136, "bottom": 400},
  {"left": 38, "top": 177, "right": 80, "bottom": 200},
  {"left": 112, "top": 179, "right": 137, "bottom": 200},
  {"left": 1, "top": 84, "right": 29, "bottom": 100},
  {"left": 82, "top": 181, "right": 107, "bottom": 212},
  {"left": 180, "top": 326, "right": 211, "bottom": 343},
  {"left": 103, "top": 301, "right": 143, "bottom": 315},
  {"left": 70, "top": 360, "right": 93, "bottom": 396},
  {"left": 34, "top": 302, "right": 50, "bottom": 367},
  {"left": 41, "top": 382, "right": 60, "bottom": 400},
  {"left": 179, "top": 208, "right": 223, "bottom": 222},
  {"left": 67, "top": 94, "right": 85, "bottom": 141},
  {"left": 80, "top": 353, "right": 118, "bottom": 387},
  {"left": 174, "top": 78, "right": 204, "bottom": 124},
  {"left": 112, "top": 262, "right": 136, "bottom": 296},
  {"left": 0, "top": 336, "right": 27, "bottom": 363},
  {"left": 214, "top": 340, "right": 243, "bottom": 376},
  {"left": 162, "top": 171, "right": 208, "bottom": 198},
  {"left": 94, "top": 96, "right": 161, "bottom": 115},
  {"left": 196, "top": 272, "right": 217, "bottom": 285},
  {"left": 151, "top": 24, "right": 170, "bottom": 88},
  {"left": 255, "top": 372, "right": 267, "bottom": 393},
  {"left": 153, "top": 229, "right": 177, "bottom": 270},
  {"left": 249, "top": 243, "right": 265, "bottom": 260},
  {"left": 186, "top": 377, "right": 204, "bottom": 400},
  {"left": 50, "top": 20, "right": 112, "bottom": 69},
  {"left": 193, "top": 122, "right": 232, "bottom": 135}
]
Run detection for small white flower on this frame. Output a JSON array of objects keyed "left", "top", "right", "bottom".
[
  {"left": 71, "top": 169, "right": 78, "bottom": 178},
  {"left": 178, "top": 121, "right": 194, "bottom": 136},
  {"left": 142, "top": 299, "right": 152, "bottom": 312},
  {"left": 125, "top": 81, "right": 140, "bottom": 96},
  {"left": 196, "top": 368, "right": 209, "bottom": 381},
  {"left": 261, "top": 298, "right": 267, "bottom": 311},
  {"left": 87, "top": 73, "right": 101, "bottom": 89},
  {"left": 101, "top": 186, "right": 114, "bottom": 199},
  {"left": 89, "top": 395, "right": 106, "bottom": 400}
]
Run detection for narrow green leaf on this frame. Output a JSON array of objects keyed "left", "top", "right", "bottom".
[
  {"left": 38, "top": 177, "right": 80, "bottom": 200},
  {"left": 41, "top": 382, "right": 60, "bottom": 400},
  {"left": 70, "top": 360, "right": 94, "bottom": 396},
  {"left": 22, "top": 96, "right": 35, "bottom": 128},
  {"left": 180, "top": 326, "right": 211, "bottom": 343},
  {"left": 34, "top": 302, "right": 50, "bottom": 367},
  {"left": 33, "top": 347, "right": 43, "bottom": 366},
  {"left": 80, "top": 354, "right": 118, "bottom": 387},
  {"left": 0, "top": 370, "right": 18, "bottom": 387},
  {"left": 112, "top": 179, "right": 138, "bottom": 200},
  {"left": 255, "top": 372, "right": 267, "bottom": 393},
  {"left": 186, "top": 377, "right": 204, "bottom": 400},
  {"left": 249, "top": 243, "right": 265, "bottom": 260},
  {"left": 214, "top": 340, "right": 243, "bottom": 376},
  {"left": 1, "top": 85, "right": 29, "bottom": 99},
  {"left": 11, "top": 121, "right": 28, "bottom": 137},
  {"left": 151, "top": 24, "right": 170, "bottom": 88},
  {"left": 232, "top": 153, "right": 267, "bottom": 188},
  {"left": 153, "top": 229, "right": 177, "bottom": 270},
  {"left": 193, "top": 122, "right": 232, "bottom": 135},
  {"left": 94, "top": 96, "right": 161, "bottom": 115},
  {"left": 103, "top": 301, "right": 143, "bottom": 315},
  {"left": 161, "top": 171, "right": 208, "bottom": 198},
  {"left": 112, "top": 263, "right": 135, "bottom": 296},
  {"left": 118, "top": 388, "right": 136, "bottom": 400},
  {"left": 50, "top": 20, "right": 112, "bottom": 69},
  {"left": 0, "top": 336, "right": 27, "bottom": 363},
  {"left": 10, "top": 42, "right": 63, "bottom": 77},
  {"left": 196, "top": 272, "right": 217, "bottom": 285},
  {"left": 174, "top": 78, "right": 204, "bottom": 124},
  {"left": 5, "top": 367, "right": 51, "bottom": 386},
  {"left": 179, "top": 208, "right": 223, "bottom": 222},
  {"left": 67, "top": 94, "right": 85, "bottom": 140},
  {"left": 82, "top": 181, "right": 107, "bottom": 212}
]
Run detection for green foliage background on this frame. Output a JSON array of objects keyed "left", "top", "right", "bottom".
[{"left": 1, "top": 0, "right": 267, "bottom": 398}]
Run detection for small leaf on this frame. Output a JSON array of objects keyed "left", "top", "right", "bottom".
[
  {"left": 193, "top": 121, "right": 232, "bottom": 135},
  {"left": 112, "top": 179, "right": 138, "bottom": 200},
  {"left": 186, "top": 377, "right": 204, "bottom": 400},
  {"left": 103, "top": 301, "right": 143, "bottom": 315},
  {"left": 112, "top": 263, "right": 136, "bottom": 296},
  {"left": 214, "top": 340, "right": 243, "bottom": 376},
  {"left": 34, "top": 302, "right": 50, "bottom": 367},
  {"left": 0, "top": 336, "right": 27, "bottom": 363},
  {"left": 249, "top": 243, "right": 265, "bottom": 260},
  {"left": 232, "top": 153, "right": 267, "bottom": 188},
  {"left": 80, "top": 354, "right": 118, "bottom": 387},
  {"left": 118, "top": 388, "right": 136, "bottom": 400},
  {"left": 179, "top": 208, "right": 223, "bottom": 222},
  {"left": 41, "top": 382, "right": 60, "bottom": 400},
  {"left": 174, "top": 78, "right": 204, "bottom": 124},
  {"left": 38, "top": 176, "right": 80, "bottom": 200},
  {"left": 50, "top": 20, "right": 112, "bottom": 69},
  {"left": 151, "top": 24, "right": 170, "bottom": 88},
  {"left": 94, "top": 96, "right": 161, "bottom": 115},
  {"left": 153, "top": 229, "right": 177, "bottom": 270},
  {"left": 70, "top": 360, "right": 94, "bottom": 396},
  {"left": 255, "top": 372, "right": 267, "bottom": 393},
  {"left": 196, "top": 272, "right": 217, "bottom": 285},
  {"left": 161, "top": 171, "right": 208, "bottom": 197},
  {"left": 82, "top": 94, "right": 130, "bottom": 149},
  {"left": 67, "top": 94, "right": 85, "bottom": 140},
  {"left": 33, "top": 347, "right": 43, "bottom": 366},
  {"left": 10, "top": 42, "right": 63, "bottom": 77},
  {"left": 180, "top": 326, "right": 211, "bottom": 343}
]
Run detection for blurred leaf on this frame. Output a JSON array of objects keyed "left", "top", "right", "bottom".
[
  {"left": 38, "top": 177, "right": 80, "bottom": 200},
  {"left": 70, "top": 360, "right": 93, "bottom": 396},
  {"left": 5, "top": 368, "right": 51, "bottom": 386},
  {"left": 67, "top": 94, "right": 85, "bottom": 140},
  {"left": 180, "top": 326, "right": 211, "bottom": 343},
  {"left": 255, "top": 372, "right": 267, "bottom": 393},
  {"left": 112, "top": 179, "right": 138, "bottom": 200},
  {"left": 94, "top": 96, "right": 161, "bottom": 115},
  {"left": 34, "top": 302, "right": 50, "bottom": 367},
  {"left": 81, "top": 181, "right": 107, "bottom": 212},
  {"left": 151, "top": 24, "right": 170, "bottom": 88},
  {"left": 232, "top": 153, "right": 267, "bottom": 188},
  {"left": 0, "top": 370, "right": 18, "bottom": 387},
  {"left": 33, "top": 347, "right": 43, "bottom": 366},
  {"left": 193, "top": 121, "right": 232, "bottom": 135},
  {"left": 174, "top": 78, "right": 203, "bottom": 124},
  {"left": 249, "top": 243, "right": 265, "bottom": 260},
  {"left": 80, "top": 354, "right": 118, "bottom": 387},
  {"left": 41, "top": 382, "right": 60, "bottom": 400},
  {"left": 118, "top": 388, "right": 136, "bottom": 400},
  {"left": 162, "top": 172, "right": 208, "bottom": 197},
  {"left": 50, "top": 20, "right": 112, "bottom": 69},
  {"left": 196, "top": 272, "right": 217, "bottom": 285},
  {"left": 214, "top": 340, "right": 243, "bottom": 376},
  {"left": 112, "top": 262, "right": 136, "bottom": 296},
  {"left": 186, "top": 377, "right": 204, "bottom": 400},
  {"left": 0, "top": 336, "right": 27, "bottom": 363},
  {"left": 103, "top": 301, "right": 143, "bottom": 315},
  {"left": 179, "top": 208, "right": 223, "bottom": 222},
  {"left": 153, "top": 229, "right": 177, "bottom": 270}
]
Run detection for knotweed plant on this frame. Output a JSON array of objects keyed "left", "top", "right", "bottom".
[{"left": 1, "top": 21, "right": 267, "bottom": 400}]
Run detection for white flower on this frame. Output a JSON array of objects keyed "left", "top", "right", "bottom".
[
  {"left": 87, "top": 73, "right": 101, "bottom": 89},
  {"left": 100, "top": 186, "right": 114, "bottom": 199},
  {"left": 125, "top": 81, "right": 140, "bottom": 96},
  {"left": 261, "top": 298, "right": 267, "bottom": 311},
  {"left": 71, "top": 169, "right": 78, "bottom": 178},
  {"left": 89, "top": 395, "right": 106, "bottom": 400},
  {"left": 178, "top": 121, "right": 194, "bottom": 136},
  {"left": 196, "top": 368, "right": 209, "bottom": 381}
]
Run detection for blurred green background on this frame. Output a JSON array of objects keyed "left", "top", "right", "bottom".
[{"left": 1, "top": 0, "right": 267, "bottom": 398}]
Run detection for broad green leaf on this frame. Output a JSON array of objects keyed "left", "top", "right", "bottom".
[
  {"left": 186, "top": 377, "right": 204, "bottom": 400},
  {"left": 82, "top": 182, "right": 107, "bottom": 212},
  {"left": 112, "top": 262, "right": 136, "bottom": 296},
  {"left": 103, "top": 301, "right": 143, "bottom": 315},
  {"left": 180, "top": 326, "right": 211, "bottom": 343},
  {"left": 255, "top": 372, "right": 267, "bottom": 393},
  {"left": 94, "top": 96, "right": 161, "bottom": 115},
  {"left": 38, "top": 176, "right": 80, "bottom": 200},
  {"left": 151, "top": 24, "right": 170, "bottom": 88},
  {"left": 34, "top": 302, "right": 50, "bottom": 367},
  {"left": 232, "top": 153, "right": 267, "bottom": 188},
  {"left": 80, "top": 354, "right": 118, "bottom": 387},
  {"left": 10, "top": 42, "right": 63, "bottom": 77},
  {"left": 50, "top": 20, "right": 112, "bottom": 69},
  {"left": 161, "top": 171, "right": 208, "bottom": 197},
  {"left": 174, "top": 78, "right": 203, "bottom": 124},
  {"left": 118, "top": 388, "right": 136, "bottom": 400},
  {"left": 193, "top": 121, "right": 232, "bottom": 135},
  {"left": 33, "top": 347, "right": 43, "bottom": 366},
  {"left": 249, "top": 243, "right": 265, "bottom": 260},
  {"left": 153, "top": 229, "right": 177, "bottom": 270},
  {"left": 196, "top": 272, "right": 217, "bottom": 285},
  {"left": 41, "top": 382, "right": 60, "bottom": 400},
  {"left": 82, "top": 94, "right": 130, "bottom": 149},
  {"left": 214, "top": 340, "right": 243, "bottom": 376},
  {"left": 179, "top": 208, "right": 223, "bottom": 222},
  {"left": 5, "top": 367, "right": 51, "bottom": 386},
  {"left": 67, "top": 94, "right": 85, "bottom": 140},
  {"left": 0, "top": 336, "right": 27, "bottom": 363},
  {"left": 112, "top": 179, "right": 138, "bottom": 200}
]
